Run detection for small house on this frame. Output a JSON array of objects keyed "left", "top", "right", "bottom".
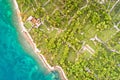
[{"left": 27, "top": 16, "right": 42, "bottom": 28}]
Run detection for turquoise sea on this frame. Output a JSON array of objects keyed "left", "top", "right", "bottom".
[{"left": 0, "top": 0, "right": 60, "bottom": 80}]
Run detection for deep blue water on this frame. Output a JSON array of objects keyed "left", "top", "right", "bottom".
[{"left": 0, "top": 0, "right": 60, "bottom": 80}]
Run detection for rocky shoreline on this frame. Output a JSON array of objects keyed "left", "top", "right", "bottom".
[{"left": 13, "top": 0, "right": 68, "bottom": 80}]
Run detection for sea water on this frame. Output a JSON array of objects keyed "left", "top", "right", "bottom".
[{"left": 0, "top": 0, "right": 60, "bottom": 80}]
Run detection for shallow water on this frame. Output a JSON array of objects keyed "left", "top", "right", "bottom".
[{"left": 0, "top": 0, "right": 60, "bottom": 80}]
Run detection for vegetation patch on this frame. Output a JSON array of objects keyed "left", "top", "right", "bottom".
[{"left": 17, "top": 0, "right": 120, "bottom": 80}]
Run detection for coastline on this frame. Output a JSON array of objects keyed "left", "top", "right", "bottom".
[{"left": 13, "top": 0, "right": 68, "bottom": 80}]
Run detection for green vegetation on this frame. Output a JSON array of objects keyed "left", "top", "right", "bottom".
[{"left": 17, "top": 0, "right": 120, "bottom": 80}]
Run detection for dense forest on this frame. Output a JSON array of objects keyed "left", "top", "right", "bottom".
[{"left": 17, "top": 0, "right": 120, "bottom": 80}]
